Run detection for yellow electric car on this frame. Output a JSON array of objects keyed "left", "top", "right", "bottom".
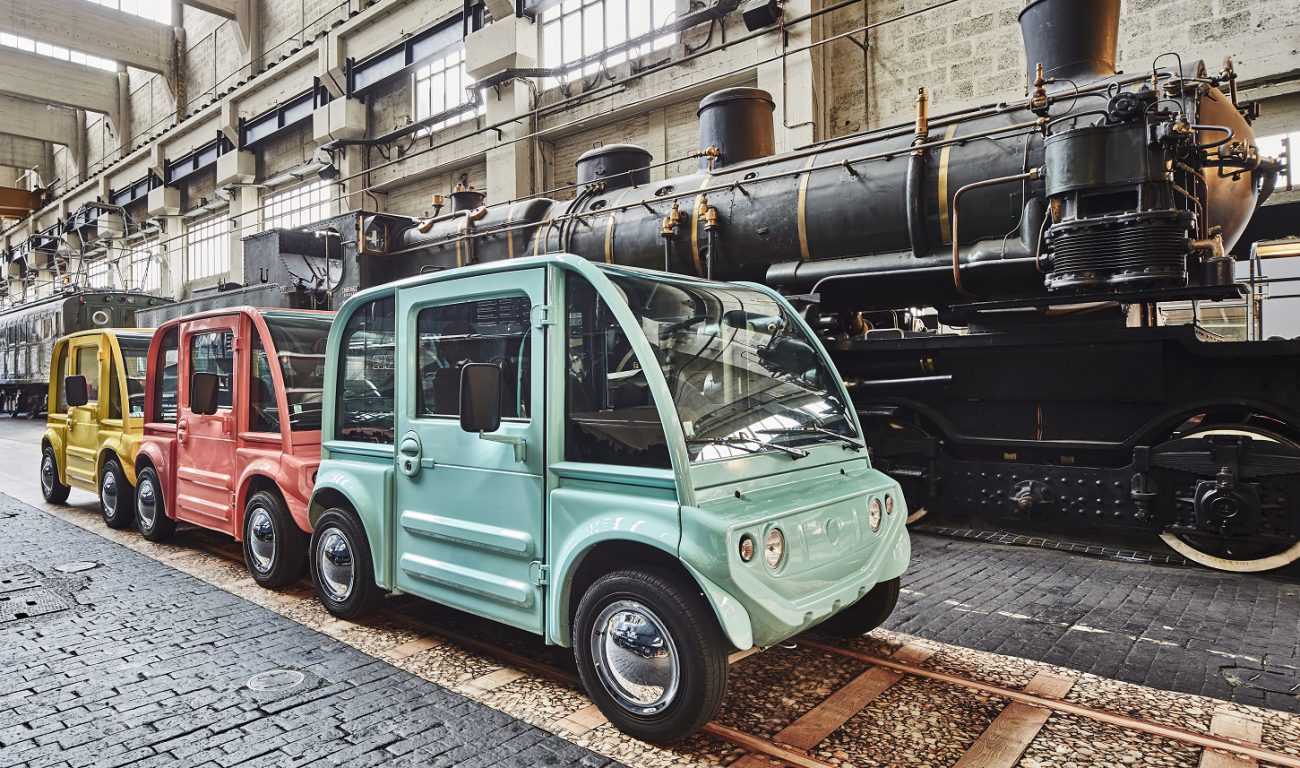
[{"left": 40, "top": 328, "right": 153, "bottom": 527}]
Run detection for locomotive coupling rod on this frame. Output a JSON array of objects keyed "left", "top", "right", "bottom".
[{"left": 951, "top": 168, "right": 1042, "bottom": 297}]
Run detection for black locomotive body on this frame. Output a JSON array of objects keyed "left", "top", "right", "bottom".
[
  {"left": 0, "top": 291, "right": 171, "bottom": 417},
  {"left": 213, "top": 0, "right": 1297, "bottom": 570}
]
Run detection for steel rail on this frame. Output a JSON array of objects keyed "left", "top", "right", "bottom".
[{"left": 799, "top": 637, "right": 1300, "bottom": 768}]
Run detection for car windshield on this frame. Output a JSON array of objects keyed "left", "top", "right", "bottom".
[
  {"left": 117, "top": 335, "right": 152, "bottom": 419},
  {"left": 262, "top": 312, "right": 332, "bottom": 431},
  {"left": 603, "top": 270, "right": 857, "bottom": 463}
]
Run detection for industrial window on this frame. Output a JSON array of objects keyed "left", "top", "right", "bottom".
[
  {"left": 185, "top": 214, "right": 231, "bottom": 282},
  {"left": 83, "top": 0, "right": 173, "bottom": 24},
  {"left": 85, "top": 258, "right": 112, "bottom": 288},
  {"left": 262, "top": 180, "right": 332, "bottom": 231},
  {"left": 0, "top": 32, "right": 115, "bottom": 71},
  {"left": 413, "top": 48, "right": 483, "bottom": 130},
  {"left": 539, "top": 0, "right": 677, "bottom": 87},
  {"left": 414, "top": 295, "right": 533, "bottom": 420},
  {"left": 1258, "top": 132, "right": 1296, "bottom": 192},
  {"left": 336, "top": 296, "right": 396, "bottom": 444}
]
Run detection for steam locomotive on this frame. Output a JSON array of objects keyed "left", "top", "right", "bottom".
[{"left": 333, "top": 0, "right": 1295, "bottom": 571}]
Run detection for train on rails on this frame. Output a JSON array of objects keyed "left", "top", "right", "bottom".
[{"left": 0, "top": 290, "right": 171, "bottom": 418}]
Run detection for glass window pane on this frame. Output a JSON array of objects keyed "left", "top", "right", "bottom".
[
  {"left": 415, "top": 295, "right": 532, "bottom": 419},
  {"left": 337, "top": 297, "right": 396, "bottom": 443},
  {"left": 75, "top": 345, "right": 99, "bottom": 405},
  {"left": 249, "top": 332, "right": 278, "bottom": 433},
  {"left": 189, "top": 331, "right": 233, "bottom": 410}
]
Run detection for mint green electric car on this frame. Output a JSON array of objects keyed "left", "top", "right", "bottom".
[{"left": 307, "top": 254, "right": 909, "bottom": 742}]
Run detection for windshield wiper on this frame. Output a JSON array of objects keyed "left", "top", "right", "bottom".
[
  {"left": 758, "top": 426, "right": 865, "bottom": 450},
  {"left": 686, "top": 435, "right": 809, "bottom": 459}
]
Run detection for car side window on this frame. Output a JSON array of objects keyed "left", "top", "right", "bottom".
[
  {"left": 152, "top": 328, "right": 179, "bottom": 423},
  {"left": 414, "top": 295, "right": 532, "bottom": 420},
  {"left": 108, "top": 355, "right": 122, "bottom": 420},
  {"left": 564, "top": 277, "right": 671, "bottom": 469},
  {"left": 249, "top": 333, "right": 278, "bottom": 433},
  {"left": 189, "top": 331, "right": 234, "bottom": 410},
  {"left": 52, "top": 344, "right": 67, "bottom": 410},
  {"left": 337, "top": 297, "right": 396, "bottom": 444},
  {"left": 75, "top": 345, "right": 99, "bottom": 405}
]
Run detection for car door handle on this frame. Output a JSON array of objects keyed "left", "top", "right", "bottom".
[
  {"left": 177, "top": 421, "right": 189, "bottom": 445},
  {"left": 398, "top": 433, "right": 424, "bottom": 477}
]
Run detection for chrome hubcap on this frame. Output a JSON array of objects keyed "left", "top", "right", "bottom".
[
  {"left": 317, "top": 528, "right": 354, "bottom": 602},
  {"left": 246, "top": 507, "right": 276, "bottom": 574},
  {"left": 591, "top": 600, "right": 680, "bottom": 715},
  {"left": 137, "top": 476, "right": 157, "bottom": 528},
  {"left": 41, "top": 454, "right": 55, "bottom": 494},
  {"left": 101, "top": 471, "right": 117, "bottom": 515}
]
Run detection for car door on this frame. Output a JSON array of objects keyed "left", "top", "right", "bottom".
[
  {"left": 393, "top": 268, "right": 549, "bottom": 634},
  {"left": 64, "top": 336, "right": 104, "bottom": 489},
  {"left": 173, "top": 316, "right": 241, "bottom": 532}
]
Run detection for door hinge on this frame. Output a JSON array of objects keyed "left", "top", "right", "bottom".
[
  {"left": 529, "top": 561, "right": 549, "bottom": 587},
  {"left": 531, "top": 304, "right": 556, "bottom": 329}
]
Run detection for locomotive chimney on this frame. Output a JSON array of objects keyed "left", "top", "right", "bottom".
[
  {"left": 1019, "top": 0, "right": 1120, "bottom": 89},
  {"left": 697, "top": 87, "right": 775, "bottom": 171}
]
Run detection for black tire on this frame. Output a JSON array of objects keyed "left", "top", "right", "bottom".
[
  {"left": 40, "top": 445, "right": 71, "bottom": 504},
  {"left": 818, "top": 577, "right": 901, "bottom": 637},
  {"left": 573, "top": 567, "right": 728, "bottom": 744},
  {"left": 100, "top": 457, "right": 135, "bottom": 529},
  {"left": 135, "top": 465, "right": 176, "bottom": 542},
  {"left": 309, "top": 508, "right": 383, "bottom": 618},
  {"left": 242, "top": 489, "right": 308, "bottom": 589}
]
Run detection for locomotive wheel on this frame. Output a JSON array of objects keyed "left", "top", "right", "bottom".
[
  {"left": 242, "top": 490, "right": 307, "bottom": 589},
  {"left": 1159, "top": 418, "right": 1300, "bottom": 572},
  {"left": 40, "top": 445, "right": 71, "bottom": 504},
  {"left": 310, "top": 508, "right": 384, "bottom": 619},
  {"left": 100, "top": 457, "right": 135, "bottom": 529},
  {"left": 135, "top": 466, "right": 176, "bottom": 542},
  {"left": 817, "top": 577, "right": 901, "bottom": 637},
  {"left": 573, "top": 567, "right": 727, "bottom": 744}
]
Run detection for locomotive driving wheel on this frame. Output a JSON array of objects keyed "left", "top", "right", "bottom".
[{"left": 1156, "top": 414, "right": 1300, "bottom": 572}]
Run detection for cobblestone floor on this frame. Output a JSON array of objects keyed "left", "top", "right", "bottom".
[
  {"left": 0, "top": 495, "right": 623, "bottom": 768},
  {"left": 890, "top": 534, "right": 1300, "bottom": 713}
]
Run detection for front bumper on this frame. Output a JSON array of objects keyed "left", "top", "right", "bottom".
[{"left": 681, "top": 469, "right": 911, "bottom": 648}]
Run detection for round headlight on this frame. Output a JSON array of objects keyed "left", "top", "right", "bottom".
[
  {"left": 764, "top": 528, "right": 785, "bottom": 569},
  {"left": 869, "top": 497, "right": 883, "bottom": 532},
  {"left": 738, "top": 535, "right": 755, "bottom": 563},
  {"left": 884, "top": 494, "right": 895, "bottom": 515}
]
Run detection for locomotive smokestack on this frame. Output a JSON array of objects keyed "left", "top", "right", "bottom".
[
  {"left": 697, "top": 88, "right": 775, "bottom": 170},
  {"left": 1019, "top": 0, "right": 1120, "bottom": 89}
]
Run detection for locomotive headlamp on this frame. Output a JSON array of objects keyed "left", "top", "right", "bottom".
[
  {"left": 764, "top": 528, "right": 785, "bottom": 569},
  {"left": 869, "top": 498, "right": 883, "bottom": 532},
  {"left": 884, "top": 494, "right": 895, "bottom": 515},
  {"left": 739, "top": 535, "right": 756, "bottom": 563}
]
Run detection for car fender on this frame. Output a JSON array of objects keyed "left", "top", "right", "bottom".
[
  {"left": 41, "top": 428, "right": 66, "bottom": 482},
  {"left": 309, "top": 463, "right": 392, "bottom": 590}
]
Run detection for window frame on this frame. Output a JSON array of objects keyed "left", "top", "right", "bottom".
[
  {"left": 186, "top": 329, "right": 235, "bottom": 411},
  {"left": 149, "top": 327, "right": 180, "bottom": 424},
  {"left": 184, "top": 213, "right": 232, "bottom": 284},
  {"left": 334, "top": 295, "right": 397, "bottom": 445}
]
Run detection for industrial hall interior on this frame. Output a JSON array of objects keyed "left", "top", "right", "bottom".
[{"left": 2, "top": 0, "right": 1300, "bottom": 765}]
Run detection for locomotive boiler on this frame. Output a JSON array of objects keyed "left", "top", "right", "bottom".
[{"left": 361, "top": 0, "right": 1294, "bottom": 571}]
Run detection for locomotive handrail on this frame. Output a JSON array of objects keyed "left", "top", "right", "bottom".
[{"left": 950, "top": 169, "right": 1043, "bottom": 297}]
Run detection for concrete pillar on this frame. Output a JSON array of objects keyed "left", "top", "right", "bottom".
[
  {"left": 160, "top": 215, "right": 187, "bottom": 300},
  {"left": 757, "top": 0, "right": 825, "bottom": 153},
  {"left": 225, "top": 184, "right": 258, "bottom": 284},
  {"left": 466, "top": 15, "right": 538, "bottom": 203},
  {"left": 116, "top": 64, "right": 132, "bottom": 159}
]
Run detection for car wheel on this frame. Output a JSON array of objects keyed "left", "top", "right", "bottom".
[
  {"left": 135, "top": 466, "right": 176, "bottom": 542},
  {"left": 310, "top": 508, "right": 383, "bottom": 619},
  {"left": 242, "top": 489, "right": 308, "bottom": 589},
  {"left": 573, "top": 567, "right": 728, "bottom": 744},
  {"left": 100, "top": 457, "right": 135, "bottom": 529},
  {"left": 818, "top": 577, "right": 901, "bottom": 637},
  {"left": 40, "top": 445, "right": 70, "bottom": 504}
]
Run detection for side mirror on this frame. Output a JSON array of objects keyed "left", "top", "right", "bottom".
[
  {"left": 459, "top": 363, "right": 502, "bottom": 434},
  {"left": 65, "top": 375, "right": 88, "bottom": 407},
  {"left": 191, "top": 372, "right": 221, "bottom": 416}
]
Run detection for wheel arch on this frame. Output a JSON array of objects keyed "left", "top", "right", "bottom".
[
  {"left": 308, "top": 480, "right": 390, "bottom": 591},
  {"left": 551, "top": 538, "right": 753, "bottom": 652}
]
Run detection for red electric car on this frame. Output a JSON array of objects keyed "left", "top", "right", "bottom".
[{"left": 134, "top": 307, "right": 333, "bottom": 587}]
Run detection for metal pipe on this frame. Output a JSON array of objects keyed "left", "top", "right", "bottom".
[
  {"left": 800, "top": 638, "right": 1300, "bottom": 768},
  {"left": 951, "top": 169, "right": 1041, "bottom": 297}
]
